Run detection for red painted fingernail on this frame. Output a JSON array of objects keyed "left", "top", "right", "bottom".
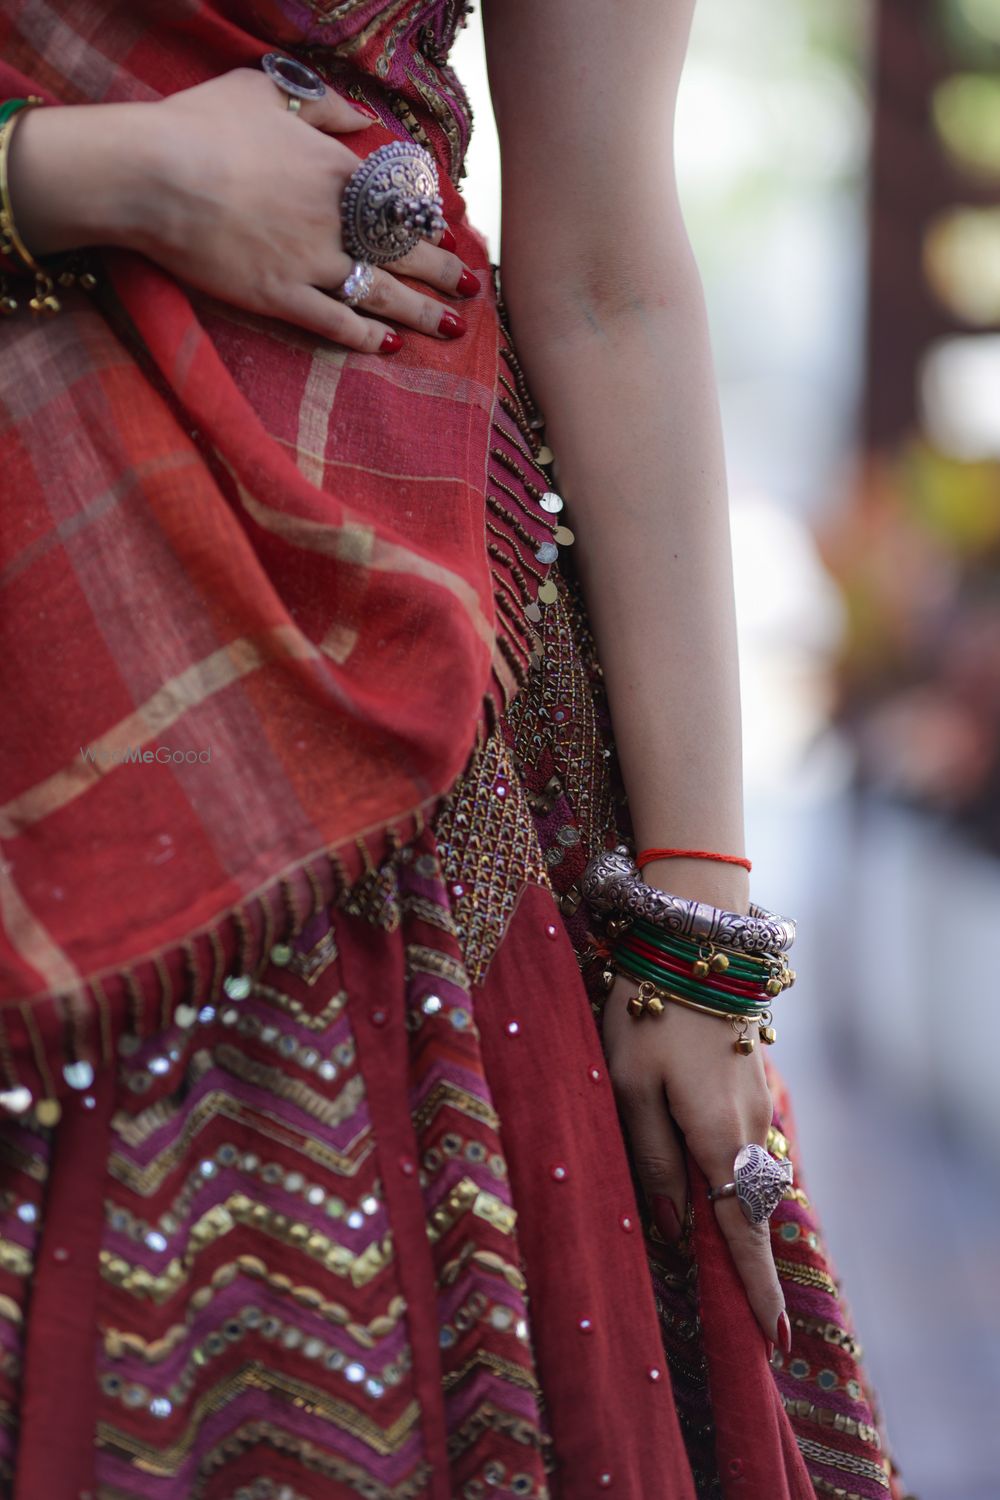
[
  {"left": 765, "top": 1339, "right": 775, "bottom": 1362},
  {"left": 353, "top": 102, "right": 381, "bottom": 121},
  {"left": 651, "top": 1194, "right": 682, "bottom": 1244},
  {"left": 380, "top": 330, "right": 402, "bottom": 353},
  {"left": 439, "top": 225, "right": 457, "bottom": 253},
  {"left": 455, "top": 267, "right": 480, "bottom": 298},
  {"left": 438, "top": 310, "right": 466, "bottom": 339},
  {"left": 777, "top": 1310, "right": 792, "bottom": 1355}
]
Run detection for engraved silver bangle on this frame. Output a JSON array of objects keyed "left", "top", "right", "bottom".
[{"left": 581, "top": 846, "right": 796, "bottom": 955}]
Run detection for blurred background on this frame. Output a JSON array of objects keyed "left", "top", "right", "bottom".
[{"left": 453, "top": 3, "right": 1000, "bottom": 1497}]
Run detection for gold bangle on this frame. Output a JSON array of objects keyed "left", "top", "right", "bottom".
[
  {"left": 623, "top": 978, "right": 776, "bottom": 1055},
  {"left": 0, "top": 98, "right": 64, "bottom": 316}
]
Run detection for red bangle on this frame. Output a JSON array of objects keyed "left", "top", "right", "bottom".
[{"left": 635, "top": 847, "right": 752, "bottom": 874}]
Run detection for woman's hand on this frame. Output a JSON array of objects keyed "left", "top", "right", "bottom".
[
  {"left": 603, "top": 973, "right": 790, "bottom": 1355},
  {"left": 10, "top": 69, "right": 477, "bottom": 354}
]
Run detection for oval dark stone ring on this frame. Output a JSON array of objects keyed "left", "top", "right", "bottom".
[{"left": 261, "top": 53, "right": 328, "bottom": 103}]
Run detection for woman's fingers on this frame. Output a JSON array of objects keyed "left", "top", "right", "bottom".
[
  {"left": 262, "top": 71, "right": 379, "bottom": 134},
  {"left": 275, "top": 284, "right": 402, "bottom": 354},
  {"left": 700, "top": 1133, "right": 786, "bottom": 1352},
  {"left": 386, "top": 238, "right": 481, "bottom": 300},
  {"left": 612, "top": 1076, "right": 688, "bottom": 1245},
  {"left": 330, "top": 265, "right": 469, "bottom": 340}
]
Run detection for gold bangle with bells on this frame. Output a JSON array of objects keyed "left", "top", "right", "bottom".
[{"left": 624, "top": 979, "right": 777, "bottom": 1056}]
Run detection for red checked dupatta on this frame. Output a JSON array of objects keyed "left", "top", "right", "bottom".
[{"left": 0, "top": 2, "right": 499, "bottom": 1080}]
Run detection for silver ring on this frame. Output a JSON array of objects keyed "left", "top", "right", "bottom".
[
  {"left": 341, "top": 141, "right": 445, "bottom": 266},
  {"left": 336, "top": 260, "right": 376, "bottom": 307},
  {"left": 261, "top": 53, "right": 327, "bottom": 104},
  {"left": 708, "top": 1144, "right": 793, "bottom": 1225}
]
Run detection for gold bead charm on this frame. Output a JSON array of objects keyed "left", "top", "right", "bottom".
[
  {"left": 646, "top": 995, "right": 665, "bottom": 1018},
  {"left": 692, "top": 958, "right": 710, "bottom": 979},
  {"left": 709, "top": 952, "right": 730, "bottom": 973},
  {"left": 606, "top": 917, "right": 631, "bottom": 940},
  {"left": 759, "top": 1025, "right": 778, "bottom": 1045},
  {"left": 35, "top": 1098, "right": 62, "bottom": 1127},
  {"left": 29, "top": 291, "right": 60, "bottom": 315},
  {"left": 626, "top": 993, "right": 645, "bottom": 1019},
  {"left": 600, "top": 967, "right": 616, "bottom": 993},
  {"left": 766, "top": 977, "right": 783, "bottom": 998},
  {"left": 731, "top": 1017, "right": 756, "bottom": 1055}
]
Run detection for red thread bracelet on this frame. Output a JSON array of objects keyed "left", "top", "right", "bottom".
[{"left": 636, "top": 847, "right": 752, "bottom": 873}]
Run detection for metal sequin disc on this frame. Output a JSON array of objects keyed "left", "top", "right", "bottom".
[
  {"left": 537, "top": 579, "right": 558, "bottom": 604},
  {"left": 537, "top": 445, "right": 554, "bottom": 465},
  {"left": 535, "top": 542, "right": 559, "bottom": 564},
  {"left": 524, "top": 602, "right": 542, "bottom": 623},
  {"left": 539, "top": 491, "right": 564, "bottom": 513},
  {"left": 63, "top": 1060, "right": 95, "bottom": 1091},
  {"left": 0, "top": 1087, "right": 33, "bottom": 1116},
  {"left": 553, "top": 526, "right": 575, "bottom": 546}
]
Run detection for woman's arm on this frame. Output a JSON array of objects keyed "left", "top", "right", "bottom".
[
  {"left": 3, "top": 73, "right": 477, "bottom": 353},
  {"left": 483, "top": 0, "right": 787, "bottom": 1350}
]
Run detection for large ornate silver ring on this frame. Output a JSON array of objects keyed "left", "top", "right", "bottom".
[
  {"left": 341, "top": 142, "right": 445, "bottom": 266},
  {"left": 336, "top": 260, "right": 376, "bottom": 307},
  {"left": 261, "top": 53, "right": 328, "bottom": 107},
  {"left": 708, "top": 1144, "right": 794, "bottom": 1225}
]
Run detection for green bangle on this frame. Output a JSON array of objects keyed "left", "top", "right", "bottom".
[
  {"left": 613, "top": 942, "right": 770, "bottom": 1007},
  {"left": 629, "top": 919, "right": 771, "bottom": 980},
  {"left": 613, "top": 948, "right": 768, "bottom": 1016},
  {"left": 0, "top": 100, "right": 30, "bottom": 128}
]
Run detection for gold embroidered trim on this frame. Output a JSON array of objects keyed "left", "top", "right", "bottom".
[
  {"left": 426, "top": 1177, "right": 517, "bottom": 1243},
  {"left": 774, "top": 1258, "right": 839, "bottom": 1297},
  {"left": 103, "top": 1286, "right": 407, "bottom": 1364},
  {"left": 791, "top": 1315, "right": 863, "bottom": 1360},
  {"left": 438, "top": 1245, "right": 527, "bottom": 1294},
  {"left": 410, "top": 1079, "right": 501, "bottom": 1136},
  {"left": 102, "top": 1413, "right": 435, "bottom": 1497},
  {"left": 404, "top": 943, "right": 470, "bottom": 991},
  {"left": 0, "top": 1240, "right": 32, "bottom": 1279},
  {"left": 0, "top": 1293, "right": 22, "bottom": 1326},
  {"left": 400, "top": 892, "right": 457, "bottom": 936},
  {"left": 0, "top": 1135, "right": 49, "bottom": 1183},
  {"left": 783, "top": 1397, "right": 882, "bottom": 1449},
  {"left": 443, "top": 1398, "right": 552, "bottom": 1466},
  {"left": 240, "top": 982, "right": 348, "bottom": 1030},
  {"left": 442, "top": 1349, "right": 542, "bottom": 1398},
  {"left": 434, "top": 732, "right": 551, "bottom": 987},
  {"left": 796, "top": 1438, "right": 891, "bottom": 1488},
  {"left": 98, "top": 1366, "right": 422, "bottom": 1470},
  {"left": 338, "top": 863, "right": 401, "bottom": 933},
  {"left": 100, "top": 1197, "right": 394, "bottom": 1303},
  {"left": 808, "top": 1475, "right": 897, "bottom": 1500},
  {"left": 110, "top": 1097, "right": 372, "bottom": 1195}
]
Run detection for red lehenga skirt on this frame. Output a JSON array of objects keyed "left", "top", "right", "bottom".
[
  {"left": 0, "top": 283, "right": 905, "bottom": 1500},
  {"left": 0, "top": 511, "right": 905, "bottom": 1498}
]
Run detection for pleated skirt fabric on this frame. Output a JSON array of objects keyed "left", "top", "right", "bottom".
[{"left": 0, "top": 569, "right": 904, "bottom": 1500}]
